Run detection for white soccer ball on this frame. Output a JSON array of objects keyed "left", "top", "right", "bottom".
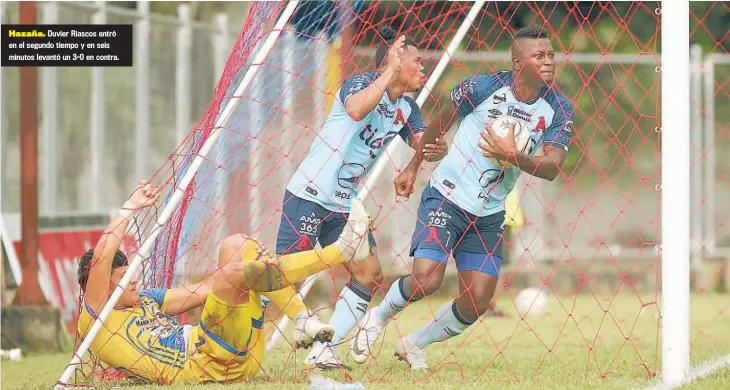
[
  {"left": 515, "top": 287, "right": 549, "bottom": 317},
  {"left": 481, "top": 116, "right": 533, "bottom": 167}
]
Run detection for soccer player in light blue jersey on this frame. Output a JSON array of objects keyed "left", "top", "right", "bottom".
[
  {"left": 351, "top": 25, "right": 576, "bottom": 370},
  {"left": 272, "top": 25, "right": 448, "bottom": 370}
]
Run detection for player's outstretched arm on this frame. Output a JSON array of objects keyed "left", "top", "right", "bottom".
[
  {"left": 160, "top": 279, "right": 212, "bottom": 316},
  {"left": 84, "top": 181, "right": 162, "bottom": 313},
  {"left": 161, "top": 236, "right": 274, "bottom": 316}
]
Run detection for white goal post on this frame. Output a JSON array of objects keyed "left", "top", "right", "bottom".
[
  {"left": 265, "top": 0, "right": 488, "bottom": 351},
  {"left": 54, "top": 2, "right": 301, "bottom": 388},
  {"left": 659, "top": 0, "right": 691, "bottom": 388}
]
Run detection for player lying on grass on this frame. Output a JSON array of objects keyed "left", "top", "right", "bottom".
[
  {"left": 270, "top": 25, "right": 447, "bottom": 370},
  {"left": 76, "top": 181, "right": 373, "bottom": 384},
  {"left": 351, "top": 25, "right": 576, "bottom": 370}
]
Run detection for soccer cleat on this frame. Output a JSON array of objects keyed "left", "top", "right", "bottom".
[
  {"left": 350, "top": 308, "right": 385, "bottom": 364},
  {"left": 304, "top": 342, "right": 350, "bottom": 371},
  {"left": 293, "top": 313, "right": 335, "bottom": 349},
  {"left": 394, "top": 336, "right": 429, "bottom": 371},
  {"left": 335, "top": 198, "right": 371, "bottom": 262}
]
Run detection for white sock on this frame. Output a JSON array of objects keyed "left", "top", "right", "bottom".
[
  {"left": 408, "top": 299, "right": 473, "bottom": 349},
  {"left": 328, "top": 279, "right": 371, "bottom": 345},
  {"left": 374, "top": 275, "right": 419, "bottom": 324}
]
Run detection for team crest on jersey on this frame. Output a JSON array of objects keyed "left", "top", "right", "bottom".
[
  {"left": 394, "top": 108, "right": 406, "bottom": 126},
  {"left": 564, "top": 121, "right": 574, "bottom": 133},
  {"left": 534, "top": 116, "right": 546, "bottom": 133},
  {"left": 136, "top": 298, "right": 178, "bottom": 338}
]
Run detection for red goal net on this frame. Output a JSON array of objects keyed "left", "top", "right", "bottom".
[
  {"left": 64, "top": 1, "right": 680, "bottom": 388},
  {"left": 689, "top": 0, "right": 730, "bottom": 372}
]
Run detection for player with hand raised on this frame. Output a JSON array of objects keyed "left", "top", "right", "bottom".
[
  {"left": 351, "top": 25, "right": 576, "bottom": 370},
  {"left": 272, "top": 25, "right": 448, "bottom": 370}
]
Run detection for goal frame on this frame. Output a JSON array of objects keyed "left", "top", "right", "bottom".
[
  {"left": 660, "top": 0, "right": 691, "bottom": 387},
  {"left": 54, "top": 1, "right": 301, "bottom": 387}
]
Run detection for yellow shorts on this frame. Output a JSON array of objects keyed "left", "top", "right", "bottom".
[{"left": 182, "top": 290, "right": 265, "bottom": 383}]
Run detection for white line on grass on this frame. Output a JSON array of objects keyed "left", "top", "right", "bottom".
[{"left": 644, "top": 354, "right": 730, "bottom": 390}]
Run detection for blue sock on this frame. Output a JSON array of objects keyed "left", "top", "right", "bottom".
[
  {"left": 408, "top": 300, "right": 473, "bottom": 349},
  {"left": 327, "top": 279, "right": 372, "bottom": 345},
  {"left": 375, "top": 275, "right": 420, "bottom": 324}
]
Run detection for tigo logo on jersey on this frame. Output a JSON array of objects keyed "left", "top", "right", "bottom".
[{"left": 359, "top": 124, "right": 399, "bottom": 159}]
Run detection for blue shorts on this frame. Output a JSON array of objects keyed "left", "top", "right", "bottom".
[
  {"left": 276, "top": 190, "right": 377, "bottom": 255},
  {"left": 409, "top": 184, "right": 505, "bottom": 278}
]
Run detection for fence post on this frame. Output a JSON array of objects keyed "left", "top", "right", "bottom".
[
  {"left": 690, "top": 43, "right": 704, "bottom": 287},
  {"left": 702, "top": 55, "right": 715, "bottom": 258},
  {"left": 41, "top": 1, "right": 59, "bottom": 215},
  {"left": 1, "top": 1, "right": 5, "bottom": 202},
  {"left": 175, "top": 4, "right": 192, "bottom": 145},
  {"left": 14, "top": 0, "right": 48, "bottom": 307},
  {"left": 212, "top": 12, "right": 229, "bottom": 87},
  {"left": 136, "top": 1, "right": 150, "bottom": 182},
  {"left": 90, "top": 1, "right": 107, "bottom": 212},
  {"left": 211, "top": 12, "right": 229, "bottom": 240}
]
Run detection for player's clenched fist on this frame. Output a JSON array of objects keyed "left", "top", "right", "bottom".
[
  {"left": 394, "top": 168, "right": 417, "bottom": 199},
  {"left": 125, "top": 180, "right": 162, "bottom": 211}
]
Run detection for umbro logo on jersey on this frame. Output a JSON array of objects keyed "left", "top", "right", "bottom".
[{"left": 488, "top": 109, "right": 502, "bottom": 120}]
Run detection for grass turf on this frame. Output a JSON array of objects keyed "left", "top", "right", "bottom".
[{"left": 2, "top": 293, "right": 729, "bottom": 390}]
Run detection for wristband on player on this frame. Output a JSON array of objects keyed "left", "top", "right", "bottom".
[{"left": 118, "top": 200, "right": 140, "bottom": 219}]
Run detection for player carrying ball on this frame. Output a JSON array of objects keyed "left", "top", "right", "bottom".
[
  {"left": 272, "top": 25, "right": 448, "bottom": 369},
  {"left": 351, "top": 25, "right": 576, "bottom": 370},
  {"left": 75, "top": 181, "right": 373, "bottom": 384}
]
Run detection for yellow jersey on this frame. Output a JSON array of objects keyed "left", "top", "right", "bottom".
[{"left": 79, "top": 287, "right": 266, "bottom": 384}]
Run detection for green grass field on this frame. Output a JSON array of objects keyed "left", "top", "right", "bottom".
[{"left": 2, "top": 294, "right": 729, "bottom": 390}]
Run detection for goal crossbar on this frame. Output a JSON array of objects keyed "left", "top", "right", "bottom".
[
  {"left": 265, "top": 0, "right": 488, "bottom": 351},
  {"left": 54, "top": 2, "right": 300, "bottom": 387}
]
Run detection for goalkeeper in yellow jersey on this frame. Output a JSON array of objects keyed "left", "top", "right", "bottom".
[{"left": 75, "top": 181, "right": 373, "bottom": 385}]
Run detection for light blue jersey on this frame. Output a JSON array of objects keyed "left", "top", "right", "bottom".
[
  {"left": 430, "top": 71, "right": 575, "bottom": 217},
  {"left": 286, "top": 72, "right": 426, "bottom": 213}
]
